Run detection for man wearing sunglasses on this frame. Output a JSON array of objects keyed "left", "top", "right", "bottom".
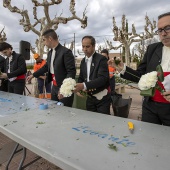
[{"left": 108, "top": 12, "right": 170, "bottom": 126}]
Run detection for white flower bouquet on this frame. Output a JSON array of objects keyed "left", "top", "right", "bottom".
[
  {"left": 138, "top": 71, "right": 158, "bottom": 90},
  {"left": 138, "top": 65, "right": 164, "bottom": 96},
  {"left": 60, "top": 78, "right": 76, "bottom": 97}
]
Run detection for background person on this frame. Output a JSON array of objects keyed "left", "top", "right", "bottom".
[
  {"left": 0, "top": 42, "right": 27, "bottom": 95},
  {"left": 33, "top": 53, "right": 51, "bottom": 99},
  {"left": 101, "top": 49, "right": 116, "bottom": 93},
  {"left": 27, "top": 29, "right": 76, "bottom": 107},
  {"left": 26, "top": 70, "right": 32, "bottom": 84}
]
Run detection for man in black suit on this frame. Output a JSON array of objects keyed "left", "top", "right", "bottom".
[
  {"left": 109, "top": 12, "right": 170, "bottom": 126},
  {"left": 0, "top": 42, "right": 27, "bottom": 94},
  {"left": 74, "top": 36, "right": 111, "bottom": 115},
  {"left": 27, "top": 29, "right": 76, "bottom": 107},
  {"left": 0, "top": 53, "right": 8, "bottom": 91}
]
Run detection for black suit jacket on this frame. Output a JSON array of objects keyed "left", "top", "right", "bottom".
[
  {"left": 121, "top": 42, "right": 163, "bottom": 100},
  {"left": 4, "top": 51, "right": 27, "bottom": 79},
  {"left": 78, "top": 52, "right": 110, "bottom": 95},
  {"left": 121, "top": 42, "right": 163, "bottom": 82},
  {"left": 33, "top": 43, "right": 76, "bottom": 87},
  {"left": 0, "top": 55, "right": 5, "bottom": 72}
]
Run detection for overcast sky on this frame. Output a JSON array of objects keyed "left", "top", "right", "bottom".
[{"left": 0, "top": 0, "right": 170, "bottom": 59}]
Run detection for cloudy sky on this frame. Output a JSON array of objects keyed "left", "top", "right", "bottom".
[{"left": 0, "top": 0, "right": 170, "bottom": 59}]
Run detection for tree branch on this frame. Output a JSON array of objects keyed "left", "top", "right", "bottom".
[{"left": 3, "top": 0, "right": 88, "bottom": 56}]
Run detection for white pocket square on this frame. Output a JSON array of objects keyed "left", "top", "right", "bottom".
[{"left": 93, "top": 89, "right": 107, "bottom": 100}]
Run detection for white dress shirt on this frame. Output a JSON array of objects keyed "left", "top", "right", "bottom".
[
  {"left": 50, "top": 48, "right": 56, "bottom": 74},
  {"left": 8, "top": 56, "right": 17, "bottom": 82},
  {"left": 85, "top": 56, "right": 93, "bottom": 82},
  {"left": 161, "top": 46, "right": 170, "bottom": 72},
  {"left": 83, "top": 55, "right": 93, "bottom": 90},
  {"left": 161, "top": 46, "right": 170, "bottom": 90}
]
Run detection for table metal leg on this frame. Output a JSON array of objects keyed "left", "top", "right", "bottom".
[
  {"left": 18, "top": 147, "right": 26, "bottom": 170},
  {"left": 5, "top": 143, "right": 41, "bottom": 170},
  {"left": 5, "top": 143, "right": 26, "bottom": 170},
  {"left": 5, "top": 143, "right": 20, "bottom": 170}
]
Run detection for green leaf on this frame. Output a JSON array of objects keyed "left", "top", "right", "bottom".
[
  {"left": 13, "top": 121, "right": 17, "bottom": 123},
  {"left": 108, "top": 144, "right": 118, "bottom": 151},
  {"left": 130, "top": 152, "right": 139, "bottom": 154},
  {"left": 36, "top": 122, "right": 45, "bottom": 124},
  {"left": 25, "top": 108, "right": 30, "bottom": 111},
  {"left": 121, "top": 143, "right": 127, "bottom": 147},
  {"left": 156, "top": 65, "right": 164, "bottom": 82},
  {"left": 115, "top": 59, "right": 121, "bottom": 65},
  {"left": 123, "top": 136, "right": 129, "bottom": 138},
  {"left": 79, "top": 90, "right": 89, "bottom": 97},
  {"left": 140, "top": 88, "right": 155, "bottom": 97}
]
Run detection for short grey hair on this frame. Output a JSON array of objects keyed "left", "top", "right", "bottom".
[{"left": 158, "top": 12, "right": 170, "bottom": 20}]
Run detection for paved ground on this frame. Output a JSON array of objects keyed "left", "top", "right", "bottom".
[
  {"left": 123, "top": 85, "right": 142, "bottom": 120},
  {"left": 0, "top": 82, "right": 142, "bottom": 170}
]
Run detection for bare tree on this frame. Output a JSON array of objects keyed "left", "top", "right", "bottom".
[
  {"left": 0, "top": 27, "right": 7, "bottom": 43},
  {"left": 69, "top": 41, "right": 74, "bottom": 51},
  {"left": 132, "top": 36, "right": 159, "bottom": 60},
  {"left": 96, "top": 38, "right": 110, "bottom": 53},
  {"left": 3, "top": 0, "right": 87, "bottom": 57},
  {"left": 107, "top": 14, "right": 157, "bottom": 66}
]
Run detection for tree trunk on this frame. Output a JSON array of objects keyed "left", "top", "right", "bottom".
[{"left": 125, "top": 44, "right": 130, "bottom": 66}]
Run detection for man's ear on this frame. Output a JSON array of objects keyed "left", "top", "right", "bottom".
[{"left": 49, "top": 36, "right": 52, "bottom": 41}]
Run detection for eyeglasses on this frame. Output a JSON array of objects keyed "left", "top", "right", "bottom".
[{"left": 155, "top": 25, "right": 170, "bottom": 35}]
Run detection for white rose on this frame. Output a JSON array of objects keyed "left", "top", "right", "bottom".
[
  {"left": 60, "top": 78, "right": 76, "bottom": 97},
  {"left": 138, "top": 71, "right": 157, "bottom": 90}
]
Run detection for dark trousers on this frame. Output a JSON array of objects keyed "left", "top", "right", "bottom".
[
  {"left": 51, "top": 85, "right": 74, "bottom": 107},
  {"left": 86, "top": 93, "right": 111, "bottom": 115},
  {"left": 110, "top": 76, "right": 115, "bottom": 92},
  {"left": 37, "top": 78, "right": 51, "bottom": 94},
  {"left": 142, "top": 99, "right": 170, "bottom": 126},
  {"left": 8, "top": 80, "right": 25, "bottom": 95},
  {"left": 0, "top": 79, "right": 8, "bottom": 92}
]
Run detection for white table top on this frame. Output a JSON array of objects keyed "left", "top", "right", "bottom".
[
  {"left": 0, "top": 91, "right": 56, "bottom": 117},
  {"left": 0, "top": 93, "right": 170, "bottom": 170}
]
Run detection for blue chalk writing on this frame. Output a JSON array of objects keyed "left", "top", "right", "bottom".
[
  {"left": 98, "top": 134, "right": 108, "bottom": 139},
  {"left": 0, "top": 98, "right": 11, "bottom": 102},
  {"left": 72, "top": 126, "right": 136, "bottom": 147}
]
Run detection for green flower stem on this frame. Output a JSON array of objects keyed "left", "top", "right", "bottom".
[
  {"left": 155, "top": 82, "right": 165, "bottom": 93},
  {"left": 79, "top": 90, "right": 90, "bottom": 97}
]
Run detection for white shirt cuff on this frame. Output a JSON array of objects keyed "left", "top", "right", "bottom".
[
  {"left": 120, "top": 64, "right": 126, "bottom": 75},
  {"left": 83, "top": 82, "right": 87, "bottom": 90}
]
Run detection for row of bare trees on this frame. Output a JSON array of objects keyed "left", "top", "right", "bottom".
[
  {"left": 106, "top": 14, "right": 157, "bottom": 66},
  {"left": 2, "top": 1, "right": 158, "bottom": 66},
  {"left": 3, "top": 0, "right": 87, "bottom": 57}
]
